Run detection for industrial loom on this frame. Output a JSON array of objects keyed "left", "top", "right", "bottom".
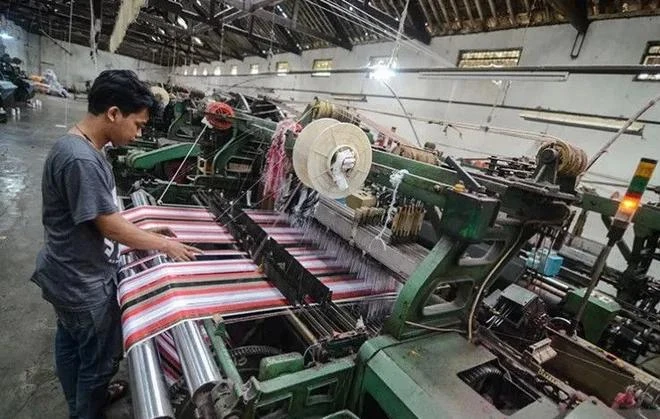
[{"left": 113, "top": 98, "right": 660, "bottom": 419}]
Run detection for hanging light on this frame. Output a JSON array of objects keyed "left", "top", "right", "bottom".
[{"left": 176, "top": 16, "right": 188, "bottom": 30}]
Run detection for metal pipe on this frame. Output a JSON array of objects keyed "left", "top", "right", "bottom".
[
  {"left": 203, "top": 319, "right": 244, "bottom": 396},
  {"left": 128, "top": 340, "right": 175, "bottom": 419},
  {"left": 528, "top": 285, "right": 563, "bottom": 306},
  {"left": 538, "top": 275, "right": 571, "bottom": 292},
  {"left": 172, "top": 321, "right": 222, "bottom": 397},
  {"left": 286, "top": 310, "right": 318, "bottom": 345},
  {"left": 530, "top": 280, "right": 566, "bottom": 298},
  {"left": 210, "top": 64, "right": 660, "bottom": 77}
]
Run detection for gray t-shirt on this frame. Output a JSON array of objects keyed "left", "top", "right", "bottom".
[{"left": 31, "top": 134, "right": 119, "bottom": 311}]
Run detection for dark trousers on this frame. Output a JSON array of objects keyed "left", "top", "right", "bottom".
[{"left": 54, "top": 297, "right": 123, "bottom": 419}]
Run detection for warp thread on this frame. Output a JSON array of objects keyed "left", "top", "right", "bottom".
[{"left": 263, "top": 119, "right": 301, "bottom": 200}]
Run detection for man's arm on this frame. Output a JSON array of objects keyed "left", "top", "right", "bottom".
[{"left": 95, "top": 212, "right": 200, "bottom": 261}]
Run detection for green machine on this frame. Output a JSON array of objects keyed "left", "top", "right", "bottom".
[
  {"left": 118, "top": 101, "right": 659, "bottom": 418},
  {"left": 198, "top": 126, "right": 656, "bottom": 418}
]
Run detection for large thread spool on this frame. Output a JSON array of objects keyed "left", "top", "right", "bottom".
[
  {"left": 536, "top": 140, "right": 587, "bottom": 176},
  {"left": 205, "top": 101, "right": 234, "bottom": 130},
  {"left": 293, "top": 118, "right": 372, "bottom": 199},
  {"left": 311, "top": 99, "right": 360, "bottom": 125},
  {"left": 150, "top": 86, "right": 170, "bottom": 107}
]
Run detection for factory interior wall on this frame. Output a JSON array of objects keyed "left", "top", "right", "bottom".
[
  {"left": 1, "top": 16, "right": 169, "bottom": 91},
  {"left": 174, "top": 15, "right": 660, "bottom": 276},
  {"left": 34, "top": 38, "right": 169, "bottom": 90}
]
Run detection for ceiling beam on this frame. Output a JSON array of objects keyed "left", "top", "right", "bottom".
[
  {"left": 241, "top": 17, "right": 269, "bottom": 58},
  {"left": 314, "top": 1, "right": 352, "bottom": 51},
  {"left": 221, "top": 0, "right": 352, "bottom": 50},
  {"left": 547, "top": 0, "right": 590, "bottom": 32},
  {"left": 406, "top": 1, "right": 432, "bottom": 42},
  {"left": 124, "top": 33, "right": 211, "bottom": 63},
  {"left": 473, "top": 0, "right": 484, "bottom": 22},
  {"left": 462, "top": 0, "right": 474, "bottom": 21},
  {"left": 271, "top": 24, "right": 303, "bottom": 55},
  {"left": 177, "top": 6, "right": 302, "bottom": 55},
  {"left": 505, "top": 0, "right": 516, "bottom": 24},
  {"left": 344, "top": 0, "right": 431, "bottom": 44},
  {"left": 487, "top": 0, "right": 497, "bottom": 21},
  {"left": 249, "top": 0, "right": 286, "bottom": 12},
  {"left": 184, "top": 0, "right": 266, "bottom": 58},
  {"left": 137, "top": 11, "right": 240, "bottom": 59},
  {"left": 448, "top": 0, "right": 461, "bottom": 25},
  {"left": 437, "top": 0, "right": 452, "bottom": 26}
]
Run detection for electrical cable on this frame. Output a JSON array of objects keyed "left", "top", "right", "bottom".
[
  {"left": 468, "top": 228, "right": 526, "bottom": 342},
  {"left": 467, "top": 203, "right": 571, "bottom": 342},
  {"left": 381, "top": 80, "right": 421, "bottom": 146},
  {"left": 404, "top": 321, "right": 466, "bottom": 334}
]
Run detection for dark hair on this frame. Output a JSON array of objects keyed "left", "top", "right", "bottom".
[{"left": 88, "top": 70, "right": 156, "bottom": 116}]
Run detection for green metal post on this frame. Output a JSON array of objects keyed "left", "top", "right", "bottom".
[{"left": 203, "top": 319, "right": 244, "bottom": 397}]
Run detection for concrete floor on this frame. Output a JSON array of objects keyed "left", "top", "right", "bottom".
[{"left": 0, "top": 95, "right": 130, "bottom": 418}]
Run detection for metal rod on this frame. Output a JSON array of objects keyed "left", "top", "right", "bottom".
[
  {"left": 172, "top": 321, "right": 222, "bottom": 397},
  {"left": 128, "top": 340, "right": 175, "bottom": 419},
  {"left": 444, "top": 156, "right": 484, "bottom": 192},
  {"left": 572, "top": 243, "right": 613, "bottom": 333},
  {"left": 203, "top": 319, "right": 244, "bottom": 397},
  {"left": 286, "top": 310, "right": 318, "bottom": 345},
  {"left": 208, "top": 64, "right": 660, "bottom": 78}
]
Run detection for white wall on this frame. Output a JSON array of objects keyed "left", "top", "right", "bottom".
[
  {"left": 36, "top": 37, "right": 169, "bottom": 90},
  {"left": 1, "top": 16, "right": 168, "bottom": 89},
  {"left": 175, "top": 16, "right": 660, "bottom": 275}
]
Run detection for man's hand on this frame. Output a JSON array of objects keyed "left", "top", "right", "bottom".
[
  {"left": 146, "top": 226, "right": 177, "bottom": 237},
  {"left": 162, "top": 240, "right": 202, "bottom": 262},
  {"left": 95, "top": 212, "right": 202, "bottom": 261}
]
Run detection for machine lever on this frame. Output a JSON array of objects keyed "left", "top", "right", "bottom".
[{"left": 444, "top": 156, "right": 485, "bottom": 193}]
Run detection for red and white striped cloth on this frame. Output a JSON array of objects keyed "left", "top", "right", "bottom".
[{"left": 119, "top": 206, "right": 393, "bottom": 353}]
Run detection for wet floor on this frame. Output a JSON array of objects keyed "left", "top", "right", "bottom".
[{"left": 0, "top": 95, "right": 131, "bottom": 418}]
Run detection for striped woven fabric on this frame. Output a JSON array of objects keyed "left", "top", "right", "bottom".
[{"left": 118, "top": 206, "right": 391, "bottom": 352}]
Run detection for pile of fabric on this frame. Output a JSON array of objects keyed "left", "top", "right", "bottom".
[{"left": 29, "top": 69, "right": 70, "bottom": 97}]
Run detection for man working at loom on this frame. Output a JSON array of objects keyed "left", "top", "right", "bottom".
[{"left": 31, "top": 70, "right": 200, "bottom": 419}]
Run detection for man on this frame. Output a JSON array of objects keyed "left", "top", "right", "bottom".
[{"left": 31, "top": 70, "right": 200, "bottom": 419}]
